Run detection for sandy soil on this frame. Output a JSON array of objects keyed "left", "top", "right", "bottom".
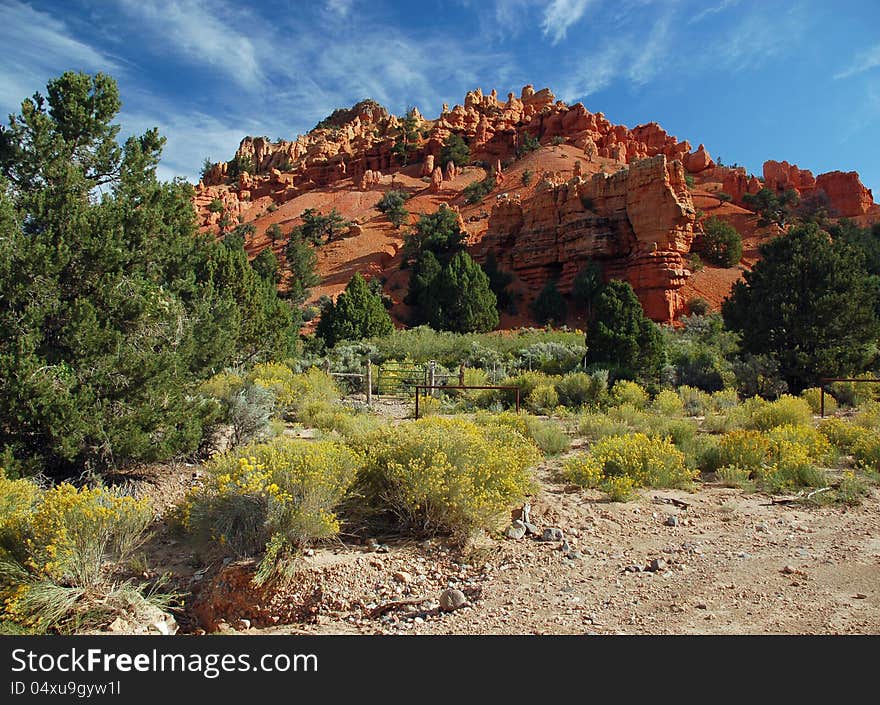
[{"left": 132, "top": 432, "right": 880, "bottom": 636}]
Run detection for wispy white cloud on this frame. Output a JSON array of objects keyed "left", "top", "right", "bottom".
[
  {"left": 116, "top": 0, "right": 264, "bottom": 91},
  {"left": 0, "top": 0, "right": 122, "bottom": 117},
  {"left": 627, "top": 13, "right": 672, "bottom": 85},
  {"left": 324, "top": 0, "right": 355, "bottom": 19},
  {"left": 835, "top": 43, "right": 880, "bottom": 80},
  {"left": 541, "top": 0, "right": 592, "bottom": 44},
  {"left": 688, "top": 0, "right": 741, "bottom": 25}
]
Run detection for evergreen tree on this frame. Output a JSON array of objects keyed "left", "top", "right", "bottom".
[
  {"left": 402, "top": 205, "right": 467, "bottom": 265},
  {"left": 251, "top": 247, "right": 280, "bottom": 284},
  {"left": 316, "top": 273, "right": 394, "bottom": 347},
  {"left": 391, "top": 108, "right": 421, "bottom": 166},
  {"left": 0, "top": 71, "right": 295, "bottom": 476},
  {"left": 742, "top": 187, "right": 799, "bottom": 228},
  {"left": 439, "top": 133, "right": 470, "bottom": 168},
  {"left": 586, "top": 280, "right": 665, "bottom": 379},
  {"left": 376, "top": 190, "right": 410, "bottom": 228},
  {"left": 531, "top": 281, "right": 568, "bottom": 325},
  {"left": 482, "top": 251, "right": 513, "bottom": 310},
  {"left": 284, "top": 233, "right": 319, "bottom": 303},
  {"left": 431, "top": 252, "right": 498, "bottom": 333},
  {"left": 572, "top": 260, "right": 603, "bottom": 318},
  {"left": 295, "top": 207, "right": 350, "bottom": 244},
  {"left": 695, "top": 217, "right": 743, "bottom": 267},
  {"left": 722, "top": 223, "right": 880, "bottom": 391}
]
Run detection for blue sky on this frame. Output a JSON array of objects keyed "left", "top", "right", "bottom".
[{"left": 2, "top": 0, "right": 879, "bottom": 194}]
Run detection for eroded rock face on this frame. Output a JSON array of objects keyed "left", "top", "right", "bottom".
[
  {"left": 815, "top": 171, "right": 874, "bottom": 217},
  {"left": 482, "top": 155, "right": 696, "bottom": 322}
]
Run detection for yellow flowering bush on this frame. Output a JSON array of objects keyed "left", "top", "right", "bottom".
[
  {"left": 570, "top": 433, "right": 695, "bottom": 493},
  {"left": 185, "top": 438, "right": 361, "bottom": 573},
  {"left": 766, "top": 424, "right": 832, "bottom": 463},
  {"left": 801, "top": 387, "right": 835, "bottom": 415},
  {"left": 748, "top": 395, "right": 812, "bottom": 431},
  {"left": 678, "top": 385, "right": 712, "bottom": 416},
  {"left": 761, "top": 439, "right": 824, "bottom": 491},
  {"left": 853, "top": 400, "right": 880, "bottom": 429},
  {"left": 652, "top": 389, "right": 684, "bottom": 416},
  {"left": 354, "top": 417, "right": 540, "bottom": 538},
  {"left": 610, "top": 380, "right": 649, "bottom": 409},
  {"left": 716, "top": 430, "right": 770, "bottom": 472},
  {"left": 851, "top": 430, "right": 880, "bottom": 471},
  {"left": 601, "top": 475, "right": 637, "bottom": 502},
  {"left": 563, "top": 455, "right": 603, "bottom": 488},
  {"left": 0, "top": 473, "right": 155, "bottom": 632},
  {"left": 248, "top": 364, "right": 340, "bottom": 418},
  {"left": 818, "top": 417, "right": 867, "bottom": 452}
]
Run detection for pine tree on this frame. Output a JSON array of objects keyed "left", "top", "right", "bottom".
[
  {"left": 431, "top": 252, "right": 499, "bottom": 333},
  {"left": 316, "top": 273, "right": 394, "bottom": 347},
  {"left": 722, "top": 222, "right": 880, "bottom": 391},
  {"left": 284, "top": 232, "right": 319, "bottom": 303},
  {"left": 586, "top": 280, "right": 664, "bottom": 379},
  {"left": 391, "top": 108, "right": 421, "bottom": 166},
  {"left": 0, "top": 71, "right": 295, "bottom": 477},
  {"left": 531, "top": 281, "right": 568, "bottom": 325},
  {"left": 439, "top": 133, "right": 470, "bottom": 168}
]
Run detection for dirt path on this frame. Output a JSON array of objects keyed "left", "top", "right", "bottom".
[{"left": 207, "top": 463, "right": 878, "bottom": 636}]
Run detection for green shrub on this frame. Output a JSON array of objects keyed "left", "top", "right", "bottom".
[
  {"left": 829, "top": 374, "right": 880, "bottom": 407},
  {"left": 473, "top": 411, "right": 569, "bottom": 456},
  {"left": 716, "top": 465, "right": 753, "bottom": 489},
  {"left": 463, "top": 175, "right": 496, "bottom": 205},
  {"left": 610, "top": 380, "right": 649, "bottom": 409},
  {"left": 688, "top": 297, "right": 711, "bottom": 316},
  {"left": 353, "top": 417, "right": 539, "bottom": 538},
  {"left": 801, "top": 387, "right": 835, "bottom": 415},
  {"left": 853, "top": 400, "right": 880, "bottom": 429},
  {"left": 678, "top": 385, "right": 711, "bottom": 416},
  {"left": 642, "top": 417, "right": 698, "bottom": 447},
  {"left": 695, "top": 217, "right": 743, "bottom": 267},
  {"left": 836, "top": 471, "right": 869, "bottom": 505},
  {"left": 749, "top": 395, "right": 812, "bottom": 431},
  {"left": 530, "top": 281, "right": 568, "bottom": 325},
  {"left": 681, "top": 433, "right": 722, "bottom": 473},
  {"left": 761, "top": 439, "right": 824, "bottom": 492},
  {"left": 526, "top": 384, "right": 559, "bottom": 413},
  {"left": 576, "top": 412, "right": 630, "bottom": 441},
  {"left": 710, "top": 388, "right": 740, "bottom": 411},
  {"left": 653, "top": 389, "right": 685, "bottom": 415},
  {"left": 184, "top": 438, "right": 360, "bottom": 582},
  {"left": 227, "top": 384, "right": 276, "bottom": 446}
]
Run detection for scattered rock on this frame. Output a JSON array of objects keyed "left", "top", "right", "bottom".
[
  {"left": 853, "top": 593, "right": 867, "bottom": 599},
  {"left": 393, "top": 571, "right": 412, "bottom": 584},
  {"left": 781, "top": 565, "right": 797, "bottom": 575},
  {"left": 560, "top": 540, "right": 572, "bottom": 553},
  {"left": 542, "top": 527, "right": 564, "bottom": 542},
  {"left": 665, "top": 515, "right": 679, "bottom": 527},
  {"left": 523, "top": 521, "right": 540, "bottom": 536},
  {"left": 439, "top": 589, "right": 468, "bottom": 612},
  {"left": 506, "top": 520, "right": 527, "bottom": 540},
  {"left": 646, "top": 558, "right": 668, "bottom": 572}
]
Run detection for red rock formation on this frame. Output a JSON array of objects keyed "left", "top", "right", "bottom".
[
  {"left": 815, "top": 171, "right": 874, "bottom": 217},
  {"left": 684, "top": 144, "right": 713, "bottom": 173},
  {"left": 481, "top": 155, "right": 696, "bottom": 322}
]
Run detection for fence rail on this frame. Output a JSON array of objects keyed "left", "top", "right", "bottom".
[{"left": 413, "top": 384, "right": 520, "bottom": 419}]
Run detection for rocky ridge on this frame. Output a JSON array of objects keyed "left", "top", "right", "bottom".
[{"left": 192, "top": 84, "right": 878, "bottom": 323}]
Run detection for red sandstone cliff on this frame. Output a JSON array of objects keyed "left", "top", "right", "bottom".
[{"left": 192, "top": 84, "right": 878, "bottom": 325}]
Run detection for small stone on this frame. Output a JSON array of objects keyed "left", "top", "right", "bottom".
[
  {"left": 376, "top": 544, "right": 389, "bottom": 553},
  {"left": 647, "top": 558, "right": 667, "bottom": 572},
  {"left": 624, "top": 565, "right": 642, "bottom": 573},
  {"left": 781, "top": 565, "right": 797, "bottom": 575},
  {"left": 393, "top": 571, "right": 412, "bottom": 584},
  {"left": 665, "top": 515, "right": 679, "bottom": 527},
  {"left": 506, "top": 520, "right": 527, "bottom": 540},
  {"left": 542, "top": 527, "right": 564, "bottom": 542},
  {"left": 755, "top": 523, "right": 768, "bottom": 533},
  {"left": 237, "top": 618, "right": 251, "bottom": 630},
  {"left": 565, "top": 551, "right": 583, "bottom": 561},
  {"left": 523, "top": 521, "right": 540, "bottom": 536},
  {"left": 560, "top": 540, "right": 572, "bottom": 552},
  {"left": 107, "top": 616, "right": 127, "bottom": 633},
  {"left": 439, "top": 589, "right": 468, "bottom": 612},
  {"left": 695, "top": 602, "right": 707, "bottom": 610},
  {"left": 853, "top": 593, "right": 867, "bottom": 599}
]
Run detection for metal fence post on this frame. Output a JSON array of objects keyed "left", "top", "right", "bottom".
[
  {"left": 429, "top": 360, "right": 436, "bottom": 397},
  {"left": 366, "top": 359, "right": 372, "bottom": 406}
]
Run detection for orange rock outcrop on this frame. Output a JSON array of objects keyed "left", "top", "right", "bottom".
[{"left": 481, "top": 155, "right": 696, "bottom": 321}]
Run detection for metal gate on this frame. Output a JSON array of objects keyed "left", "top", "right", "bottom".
[{"left": 377, "top": 363, "right": 427, "bottom": 396}]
